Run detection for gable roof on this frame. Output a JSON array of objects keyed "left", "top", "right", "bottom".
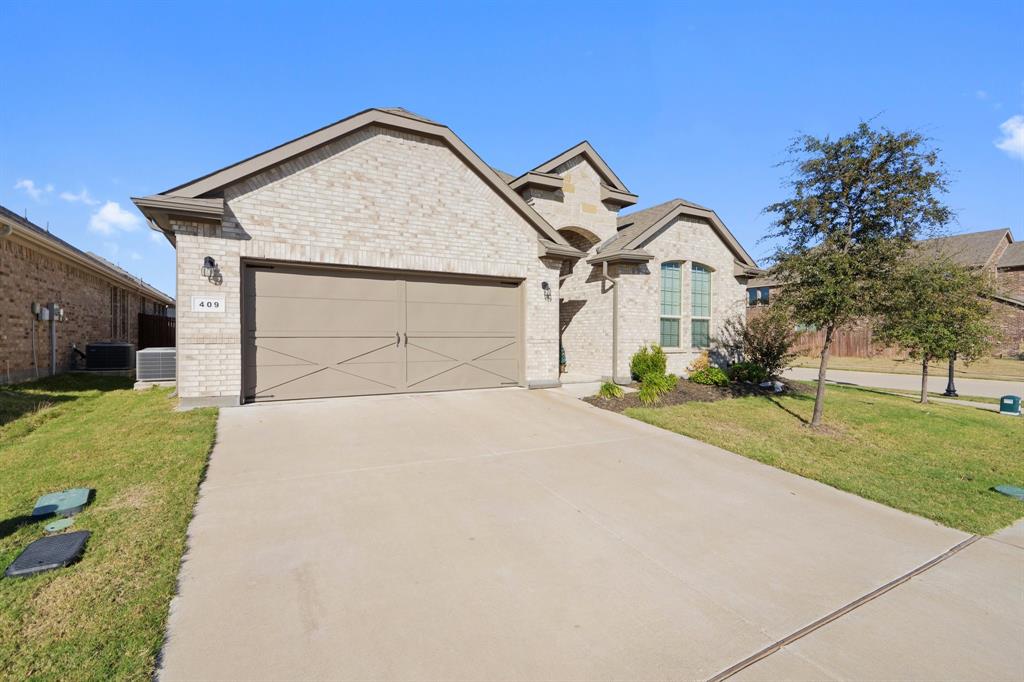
[
  {"left": 916, "top": 228, "right": 1012, "bottom": 268},
  {"left": 594, "top": 198, "right": 757, "bottom": 268},
  {"left": 998, "top": 241, "right": 1024, "bottom": 269},
  {"left": 0, "top": 205, "right": 174, "bottom": 304},
  {"left": 530, "top": 141, "right": 631, "bottom": 193},
  {"left": 134, "top": 108, "right": 574, "bottom": 250}
]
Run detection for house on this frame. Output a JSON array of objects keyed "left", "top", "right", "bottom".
[
  {"left": 747, "top": 228, "right": 1024, "bottom": 358},
  {"left": 132, "top": 108, "right": 758, "bottom": 407},
  {"left": 0, "top": 205, "right": 175, "bottom": 385}
]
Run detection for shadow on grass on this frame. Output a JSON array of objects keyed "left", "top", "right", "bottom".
[
  {"left": 0, "top": 514, "right": 41, "bottom": 542},
  {"left": 0, "top": 374, "right": 132, "bottom": 427},
  {"left": 765, "top": 394, "right": 811, "bottom": 425}
]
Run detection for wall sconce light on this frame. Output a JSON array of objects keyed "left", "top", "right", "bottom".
[
  {"left": 541, "top": 280, "right": 551, "bottom": 301},
  {"left": 201, "top": 256, "right": 222, "bottom": 284}
]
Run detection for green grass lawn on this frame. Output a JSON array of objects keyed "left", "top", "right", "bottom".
[
  {"left": 625, "top": 383, "right": 1023, "bottom": 535},
  {"left": 791, "top": 354, "right": 1024, "bottom": 381},
  {"left": 0, "top": 375, "right": 217, "bottom": 681}
]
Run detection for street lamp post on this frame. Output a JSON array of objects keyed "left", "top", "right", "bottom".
[{"left": 943, "top": 352, "right": 958, "bottom": 397}]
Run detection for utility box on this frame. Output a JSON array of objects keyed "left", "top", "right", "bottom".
[{"left": 999, "top": 395, "right": 1021, "bottom": 416}]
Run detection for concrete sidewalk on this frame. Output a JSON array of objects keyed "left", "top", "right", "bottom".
[
  {"left": 785, "top": 366, "right": 1024, "bottom": 400},
  {"left": 158, "top": 388, "right": 1023, "bottom": 681}
]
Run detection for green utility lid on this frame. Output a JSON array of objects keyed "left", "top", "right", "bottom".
[
  {"left": 993, "top": 485, "right": 1024, "bottom": 501},
  {"left": 31, "top": 488, "right": 93, "bottom": 518},
  {"left": 44, "top": 518, "right": 75, "bottom": 533}
]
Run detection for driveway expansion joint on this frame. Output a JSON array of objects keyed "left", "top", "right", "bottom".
[{"left": 706, "top": 534, "right": 983, "bottom": 681}]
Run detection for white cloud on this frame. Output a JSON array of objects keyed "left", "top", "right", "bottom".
[
  {"left": 59, "top": 188, "right": 99, "bottom": 205},
  {"left": 89, "top": 201, "right": 141, "bottom": 235},
  {"left": 14, "top": 179, "right": 52, "bottom": 201},
  {"left": 975, "top": 90, "right": 989, "bottom": 100},
  {"left": 995, "top": 115, "right": 1024, "bottom": 160},
  {"left": 130, "top": 251, "right": 143, "bottom": 261}
]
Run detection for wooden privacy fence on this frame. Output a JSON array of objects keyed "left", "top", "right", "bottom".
[
  {"left": 138, "top": 313, "right": 175, "bottom": 349},
  {"left": 792, "top": 325, "right": 902, "bottom": 359}
]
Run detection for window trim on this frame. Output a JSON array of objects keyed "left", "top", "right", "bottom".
[
  {"left": 690, "top": 262, "right": 712, "bottom": 349},
  {"left": 659, "top": 260, "right": 683, "bottom": 348}
]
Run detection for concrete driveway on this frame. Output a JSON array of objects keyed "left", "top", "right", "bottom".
[{"left": 159, "top": 388, "right": 1022, "bottom": 681}]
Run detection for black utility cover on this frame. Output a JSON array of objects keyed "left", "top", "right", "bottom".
[{"left": 5, "top": 531, "right": 91, "bottom": 578}]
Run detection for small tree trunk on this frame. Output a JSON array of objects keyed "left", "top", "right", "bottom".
[
  {"left": 811, "top": 325, "right": 834, "bottom": 428},
  {"left": 920, "top": 358, "right": 929, "bottom": 404}
]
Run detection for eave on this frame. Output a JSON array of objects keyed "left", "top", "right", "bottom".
[
  {"left": 538, "top": 239, "right": 586, "bottom": 260},
  {"left": 510, "top": 171, "right": 564, "bottom": 193},
  {"left": 600, "top": 184, "right": 638, "bottom": 208},
  {"left": 587, "top": 248, "right": 654, "bottom": 265}
]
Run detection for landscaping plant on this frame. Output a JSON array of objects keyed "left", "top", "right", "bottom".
[
  {"left": 874, "top": 255, "right": 994, "bottom": 403},
  {"left": 686, "top": 351, "right": 710, "bottom": 374},
  {"left": 764, "top": 122, "right": 951, "bottom": 427},
  {"left": 630, "top": 344, "right": 667, "bottom": 381},
  {"left": 727, "top": 361, "right": 769, "bottom": 384},
  {"left": 597, "top": 381, "right": 624, "bottom": 400},
  {"left": 638, "top": 371, "right": 678, "bottom": 405},
  {"left": 688, "top": 366, "right": 730, "bottom": 387}
]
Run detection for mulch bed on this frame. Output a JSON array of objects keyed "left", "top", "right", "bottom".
[{"left": 584, "top": 378, "right": 810, "bottom": 413}]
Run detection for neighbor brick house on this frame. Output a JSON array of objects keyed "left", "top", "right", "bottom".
[
  {"left": 0, "top": 205, "right": 174, "bottom": 384},
  {"left": 747, "top": 228, "right": 1024, "bottom": 358},
  {"left": 132, "top": 108, "right": 759, "bottom": 407}
]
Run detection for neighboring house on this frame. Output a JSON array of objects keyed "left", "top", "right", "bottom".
[
  {"left": 132, "top": 107, "right": 759, "bottom": 407},
  {"left": 0, "top": 205, "right": 175, "bottom": 385},
  {"left": 748, "top": 228, "right": 1024, "bottom": 358}
]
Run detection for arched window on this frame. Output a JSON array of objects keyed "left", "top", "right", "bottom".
[
  {"left": 659, "top": 262, "right": 682, "bottom": 347},
  {"left": 691, "top": 263, "right": 712, "bottom": 348}
]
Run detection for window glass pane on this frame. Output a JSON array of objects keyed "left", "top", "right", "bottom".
[
  {"left": 748, "top": 288, "right": 758, "bottom": 306},
  {"left": 660, "top": 318, "right": 680, "bottom": 347},
  {"left": 691, "top": 319, "right": 710, "bottom": 348},
  {"left": 691, "top": 264, "right": 711, "bottom": 317},
  {"left": 660, "top": 262, "right": 681, "bottom": 316},
  {"left": 761, "top": 287, "right": 770, "bottom": 305}
]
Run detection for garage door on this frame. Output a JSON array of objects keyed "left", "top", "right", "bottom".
[{"left": 243, "top": 265, "right": 521, "bottom": 402}]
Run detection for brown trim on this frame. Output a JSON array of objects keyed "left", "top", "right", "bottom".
[
  {"left": 600, "top": 184, "right": 638, "bottom": 208},
  {"left": 620, "top": 203, "right": 757, "bottom": 268},
  {"left": 531, "top": 141, "right": 631, "bottom": 193},
  {"left": 538, "top": 239, "right": 587, "bottom": 260},
  {"left": 132, "top": 195, "right": 224, "bottom": 221},
  {"left": 509, "top": 171, "right": 564, "bottom": 193},
  {"left": 148, "top": 108, "right": 571, "bottom": 248},
  {"left": 587, "top": 248, "right": 654, "bottom": 264}
]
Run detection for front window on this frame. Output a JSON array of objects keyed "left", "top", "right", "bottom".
[
  {"left": 660, "top": 262, "right": 682, "bottom": 347},
  {"left": 691, "top": 263, "right": 712, "bottom": 348}
]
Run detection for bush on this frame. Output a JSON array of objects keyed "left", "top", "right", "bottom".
[
  {"left": 638, "top": 371, "right": 678, "bottom": 406},
  {"left": 630, "top": 344, "right": 667, "bottom": 381},
  {"left": 689, "top": 366, "right": 729, "bottom": 386},
  {"left": 597, "top": 381, "right": 624, "bottom": 399},
  {"left": 713, "top": 309, "right": 798, "bottom": 379},
  {"left": 727, "top": 361, "right": 768, "bottom": 384},
  {"left": 687, "top": 351, "right": 710, "bottom": 374}
]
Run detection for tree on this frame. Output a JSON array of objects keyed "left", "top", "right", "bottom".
[
  {"left": 765, "top": 123, "right": 951, "bottom": 427},
  {"left": 874, "top": 256, "right": 994, "bottom": 403}
]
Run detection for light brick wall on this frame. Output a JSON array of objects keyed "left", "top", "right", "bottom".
[
  {"left": 614, "top": 215, "right": 748, "bottom": 377},
  {"left": 173, "top": 126, "right": 560, "bottom": 402},
  {"left": 557, "top": 230, "right": 613, "bottom": 377},
  {"left": 523, "top": 157, "right": 619, "bottom": 243},
  {"left": 0, "top": 234, "right": 166, "bottom": 384}
]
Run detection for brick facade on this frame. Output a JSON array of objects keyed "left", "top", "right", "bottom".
[
  {"left": 0, "top": 227, "right": 171, "bottom": 385},
  {"left": 993, "top": 267, "right": 1024, "bottom": 357},
  {"left": 171, "top": 126, "right": 561, "bottom": 405}
]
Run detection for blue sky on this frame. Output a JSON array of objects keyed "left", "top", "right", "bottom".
[{"left": 2, "top": 1, "right": 1022, "bottom": 297}]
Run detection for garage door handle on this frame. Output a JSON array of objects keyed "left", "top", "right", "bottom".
[
  {"left": 403, "top": 333, "right": 408, "bottom": 346},
  {"left": 395, "top": 332, "right": 400, "bottom": 347}
]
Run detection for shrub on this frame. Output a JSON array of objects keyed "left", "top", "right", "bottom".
[
  {"left": 597, "top": 381, "right": 624, "bottom": 399},
  {"left": 686, "top": 351, "right": 710, "bottom": 374},
  {"left": 638, "top": 371, "right": 678, "bottom": 406},
  {"left": 689, "top": 366, "right": 729, "bottom": 387},
  {"left": 713, "top": 309, "right": 798, "bottom": 379},
  {"left": 630, "top": 344, "right": 667, "bottom": 381},
  {"left": 727, "top": 361, "right": 769, "bottom": 384}
]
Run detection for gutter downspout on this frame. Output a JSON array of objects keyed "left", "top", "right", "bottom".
[
  {"left": 48, "top": 303, "right": 57, "bottom": 376},
  {"left": 598, "top": 261, "right": 622, "bottom": 384}
]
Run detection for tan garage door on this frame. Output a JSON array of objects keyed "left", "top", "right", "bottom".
[{"left": 244, "top": 265, "right": 521, "bottom": 402}]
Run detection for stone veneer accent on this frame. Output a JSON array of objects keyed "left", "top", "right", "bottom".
[{"left": 172, "top": 126, "right": 560, "bottom": 404}]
